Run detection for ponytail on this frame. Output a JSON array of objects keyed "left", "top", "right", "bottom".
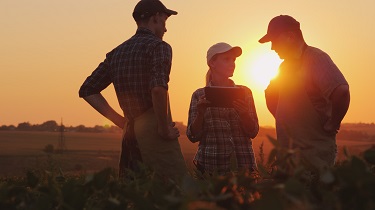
[{"left": 205, "top": 69, "right": 212, "bottom": 86}]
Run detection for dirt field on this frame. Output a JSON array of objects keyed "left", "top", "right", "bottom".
[{"left": 0, "top": 130, "right": 374, "bottom": 177}]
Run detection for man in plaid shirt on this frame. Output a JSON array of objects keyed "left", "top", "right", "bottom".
[{"left": 79, "top": 0, "right": 187, "bottom": 179}]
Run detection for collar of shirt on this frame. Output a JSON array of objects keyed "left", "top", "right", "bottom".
[
  {"left": 207, "top": 79, "right": 235, "bottom": 87},
  {"left": 136, "top": 27, "right": 156, "bottom": 36}
]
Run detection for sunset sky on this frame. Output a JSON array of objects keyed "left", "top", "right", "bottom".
[{"left": 1, "top": 0, "right": 374, "bottom": 128}]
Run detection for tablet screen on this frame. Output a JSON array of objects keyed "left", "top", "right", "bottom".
[{"left": 204, "top": 86, "right": 245, "bottom": 108}]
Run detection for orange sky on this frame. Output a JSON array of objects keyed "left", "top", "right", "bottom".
[{"left": 1, "top": 0, "right": 374, "bottom": 127}]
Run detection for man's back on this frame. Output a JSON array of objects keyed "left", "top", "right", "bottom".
[{"left": 80, "top": 28, "right": 173, "bottom": 120}]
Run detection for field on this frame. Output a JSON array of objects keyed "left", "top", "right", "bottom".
[{"left": 0, "top": 127, "right": 374, "bottom": 177}]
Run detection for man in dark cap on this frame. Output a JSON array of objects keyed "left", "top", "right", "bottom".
[
  {"left": 79, "top": 0, "right": 187, "bottom": 179},
  {"left": 259, "top": 15, "right": 350, "bottom": 171}
]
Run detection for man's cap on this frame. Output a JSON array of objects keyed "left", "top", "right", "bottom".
[
  {"left": 133, "top": 0, "right": 177, "bottom": 21},
  {"left": 206, "top": 42, "right": 242, "bottom": 63},
  {"left": 259, "top": 15, "right": 300, "bottom": 43}
]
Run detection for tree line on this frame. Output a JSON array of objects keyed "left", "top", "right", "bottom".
[
  {"left": 0, "top": 120, "right": 122, "bottom": 133},
  {"left": 1, "top": 120, "right": 375, "bottom": 140}
]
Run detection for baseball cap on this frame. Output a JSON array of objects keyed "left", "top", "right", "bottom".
[
  {"left": 259, "top": 15, "right": 300, "bottom": 43},
  {"left": 133, "top": 0, "right": 177, "bottom": 21},
  {"left": 206, "top": 42, "right": 242, "bottom": 63}
]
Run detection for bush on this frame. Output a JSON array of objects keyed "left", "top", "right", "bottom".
[{"left": 1, "top": 138, "right": 375, "bottom": 210}]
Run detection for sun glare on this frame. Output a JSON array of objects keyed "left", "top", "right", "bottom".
[{"left": 241, "top": 48, "right": 282, "bottom": 90}]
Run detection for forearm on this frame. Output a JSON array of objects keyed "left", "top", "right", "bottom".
[
  {"left": 190, "top": 113, "right": 205, "bottom": 137},
  {"left": 265, "top": 82, "right": 279, "bottom": 118},
  {"left": 240, "top": 114, "right": 259, "bottom": 138},
  {"left": 151, "top": 86, "right": 169, "bottom": 133},
  {"left": 83, "top": 94, "right": 125, "bottom": 128}
]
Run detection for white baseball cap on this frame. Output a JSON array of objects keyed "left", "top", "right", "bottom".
[{"left": 206, "top": 42, "right": 242, "bottom": 63}]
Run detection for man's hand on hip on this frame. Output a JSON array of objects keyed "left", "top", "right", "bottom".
[{"left": 158, "top": 122, "right": 180, "bottom": 141}]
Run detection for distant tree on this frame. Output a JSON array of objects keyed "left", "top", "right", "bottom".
[
  {"left": 0, "top": 125, "right": 9, "bottom": 130},
  {"left": 76, "top": 125, "right": 87, "bottom": 132},
  {"left": 94, "top": 125, "right": 105, "bottom": 132},
  {"left": 17, "top": 122, "right": 32, "bottom": 131},
  {"left": 6, "top": 125, "right": 16, "bottom": 130},
  {"left": 107, "top": 125, "right": 123, "bottom": 133},
  {"left": 39, "top": 120, "right": 59, "bottom": 131},
  {"left": 337, "top": 130, "right": 370, "bottom": 141},
  {"left": 0, "top": 125, "right": 16, "bottom": 131}
]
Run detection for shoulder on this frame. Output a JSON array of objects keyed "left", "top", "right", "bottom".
[
  {"left": 235, "top": 85, "right": 253, "bottom": 94},
  {"left": 304, "top": 46, "right": 333, "bottom": 63},
  {"left": 192, "top": 87, "right": 205, "bottom": 97},
  {"left": 147, "top": 40, "right": 172, "bottom": 57},
  {"left": 156, "top": 41, "right": 172, "bottom": 52}
]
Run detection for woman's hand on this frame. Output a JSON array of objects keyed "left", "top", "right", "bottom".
[{"left": 197, "top": 95, "right": 210, "bottom": 115}]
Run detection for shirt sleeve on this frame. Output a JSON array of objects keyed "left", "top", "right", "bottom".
[
  {"left": 265, "top": 78, "right": 280, "bottom": 117},
  {"left": 149, "top": 42, "right": 172, "bottom": 90},
  {"left": 186, "top": 90, "right": 203, "bottom": 142},
  {"left": 310, "top": 51, "right": 348, "bottom": 100},
  {"left": 79, "top": 54, "right": 112, "bottom": 98},
  {"left": 242, "top": 87, "right": 260, "bottom": 139}
]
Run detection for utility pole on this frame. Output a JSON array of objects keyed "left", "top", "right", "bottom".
[{"left": 57, "top": 118, "right": 67, "bottom": 153}]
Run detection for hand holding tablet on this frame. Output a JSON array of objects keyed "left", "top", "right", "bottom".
[{"left": 204, "top": 86, "right": 245, "bottom": 108}]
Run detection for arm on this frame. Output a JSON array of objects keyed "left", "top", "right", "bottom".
[
  {"left": 309, "top": 52, "right": 350, "bottom": 133},
  {"left": 190, "top": 113, "right": 205, "bottom": 139},
  {"left": 233, "top": 89, "right": 259, "bottom": 139},
  {"left": 265, "top": 79, "right": 279, "bottom": 118},
  {"left": 234, "top": 104, "right": 259, "bottom": 139},
  {"left": 83, "top": 94, "right": 126, "bottom": 129},
  {"left": 151, "top": 86, "right": 179, "bottom": 140},
  {"left": 79, "top": 54, "right": 125, "bottom": 128},
  {"left": 186, "top": 90, "right": 209, "bottom": 142},
  {"left": 190, "top": 95, "right": 209, "bottom": 139},
  {"left": 324, "top": 84, "right": 350, "bottom": 132}
]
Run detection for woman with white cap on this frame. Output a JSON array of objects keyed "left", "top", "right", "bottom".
[{"left": 186, "top": 42, "right": 259, "bottom": 175}]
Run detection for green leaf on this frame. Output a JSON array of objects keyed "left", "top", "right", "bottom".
[
  {"left": 267, "top": 149, "right": 277, "bottom": 165},
  {"left": 267, "top": 135, "right": 279, "bottom": 147}
]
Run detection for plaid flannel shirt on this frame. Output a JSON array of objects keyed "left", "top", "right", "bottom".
[
  {"left": 186, "top": 82, "right": 259, "bottom": 174},
  {"left": 79, "top": 28, "right": 172, "bottom": 120}
]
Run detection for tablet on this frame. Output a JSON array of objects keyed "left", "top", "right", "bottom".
[{"left": 204, "top": 86, "right": 245, "bottom": 108}]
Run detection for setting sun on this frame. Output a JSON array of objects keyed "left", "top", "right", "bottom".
[
  {"left": 240, "top": 47, "right": 282, "bottom": 90},
  {"left": 0, "top": 0, "right": 373, "bottom": 128}
]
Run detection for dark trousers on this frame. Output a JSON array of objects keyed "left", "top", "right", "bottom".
[{"left": 118, "top": 120, "right": 142, "bottom": 178}]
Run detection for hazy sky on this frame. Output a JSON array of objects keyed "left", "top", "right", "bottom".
[{"left": 1, "top": 0, "right": 374, "bottom": 127}]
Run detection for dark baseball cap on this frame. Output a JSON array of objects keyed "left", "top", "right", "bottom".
[
  {"left": 259, "top": 15, "right": 300, "bottom": 43},
  {"left": 132, "top": 0, "right": 177, "bottom": 21}
]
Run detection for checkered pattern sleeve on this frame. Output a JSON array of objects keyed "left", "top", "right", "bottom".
[
  {"left": 239, "top": 86, "right": 259, "bottom": 139},
  {"left": 186, "top": 88, "right": 205, "bottom": 142},
  {"left": 78, "top": 56, "right": 112, "bottom": 97},
  {"left": 149, "top": 42, "right": 172, "bottom": 90}
]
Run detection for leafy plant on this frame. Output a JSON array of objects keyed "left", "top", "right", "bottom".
[{"left": 1, "top": 137, "right": 374, "bottom": 210}]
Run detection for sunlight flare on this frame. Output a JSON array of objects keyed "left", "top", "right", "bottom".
[{"left": 241, "top": 47, "right": 282, "bottom": 90}]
